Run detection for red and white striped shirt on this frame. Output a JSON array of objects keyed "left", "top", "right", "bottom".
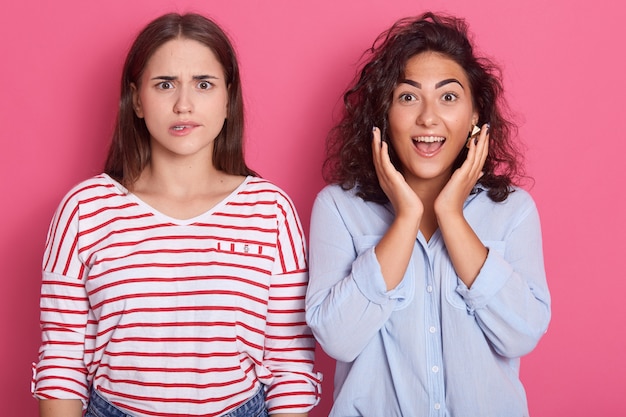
[{"left": 33, "top": 174, "right": 321, "bottom": 416}]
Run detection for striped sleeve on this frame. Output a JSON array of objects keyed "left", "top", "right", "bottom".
[
  {"left": 263, "top": 190, "right": 322, "bottom": 413},
  {"left": 33, "top": 182, "right": 95, "bottom": 404}
]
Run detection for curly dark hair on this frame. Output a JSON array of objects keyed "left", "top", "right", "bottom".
[{"left": 324, "top": 11, "right": 524, "bottom": 203}]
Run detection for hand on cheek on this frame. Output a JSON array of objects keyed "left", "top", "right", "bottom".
[{"left": 435, "top": 123, "right": 489, "bottom": 216}]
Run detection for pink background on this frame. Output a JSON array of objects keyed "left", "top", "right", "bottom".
[{"left": 1, "top": 0, "right": 625, "bottom": 416}]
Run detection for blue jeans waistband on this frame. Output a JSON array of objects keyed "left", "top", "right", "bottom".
[
  {"left": 221, "top": 387, "right": 267, "bottom": 417},
  {"left": 85, "top": 387, "right": 267, "bottom": 417},
  {"left": 85, "top": 388, "right": 133, "bottom": 417}
]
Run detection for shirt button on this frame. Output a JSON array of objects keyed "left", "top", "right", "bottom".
[
  {"left": 429, "top": 326, "right": 436, "bottom": 333},
  {"left": 434, "top": 403, "right": 441, "bottom": 410},
  {"left": 427, "top": 285, "right": 433, "bottom": 293},
  {"left": 432, "top": 366, "right": 439, "bottom": 373}
]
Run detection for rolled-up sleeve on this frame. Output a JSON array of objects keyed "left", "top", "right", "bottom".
[
  {"left": 306, "top": 188, "right": 412, "bottom": 362},
  {"left": 33, "top": 191, "right": 90, "bottom": 404},
  {"left": 262, "top": 191, "right": 322, "bottom": 413},
  {"left": 456, "top": 196, "right": 551, "bottom": 358}
]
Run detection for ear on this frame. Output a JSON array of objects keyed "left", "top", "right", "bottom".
[
  {"left": 471, "top": 110, "right": 479, "bottom": 127},
  {"left": 131, "top": 83, "right": 144, "bottom": 118}
]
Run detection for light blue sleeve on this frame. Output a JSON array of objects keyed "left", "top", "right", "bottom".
[
  {"left": 305, "top": 188, "right": 411, "bottom": 362},
  {"left": 456, "top": 195, "right": 551, "bottom": 358}
]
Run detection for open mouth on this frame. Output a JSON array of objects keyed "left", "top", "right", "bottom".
[{"left": 412, "top": 136, "right": 445, "bottom": 154}]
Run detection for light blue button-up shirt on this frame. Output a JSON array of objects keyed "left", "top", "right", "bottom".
[{"left": 306, "top": 184, "right": 551, "bottom": 417}]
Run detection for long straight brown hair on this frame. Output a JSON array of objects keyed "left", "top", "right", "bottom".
[{"left": 104, "top": 13, "right": 257, "bottom": 187}]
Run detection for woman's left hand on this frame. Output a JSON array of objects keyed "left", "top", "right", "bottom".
[
  {"left": 434, "top": 124, "right": 489, "bottom": 216},
  {"left": 434, "top": 124, "right": 490, "bottom": 287}
]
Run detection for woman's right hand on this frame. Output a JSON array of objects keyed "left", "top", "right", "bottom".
[
  {"left": 371, "top": 127, "right": 423, "bottom": 219},
  {"left": 371, "top": 127, "right": 422, "bottom": 290}
]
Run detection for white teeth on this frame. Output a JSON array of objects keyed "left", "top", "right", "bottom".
[
  {"left": 173, "top": 126, "right": 185, "bottom": 130},
  {"left": 414, "top": 136, "right": 445, "bottom": 143}
]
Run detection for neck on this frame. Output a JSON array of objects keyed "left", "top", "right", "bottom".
[
  {"left": 131, "top": 146, "right": 226, "bottom": 198},
  {"left": 406, "top": 173, "right": 451, "bottom": 211},
  {"left": 405, "top": 172, "right": 452, "bottom": 241},
  {"left": 128, "top": 154, "right": 245, "bottom": 220}
]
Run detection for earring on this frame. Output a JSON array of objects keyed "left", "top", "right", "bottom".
[{"left": 466, "top": 124, "right": 481, "bottom": 148}]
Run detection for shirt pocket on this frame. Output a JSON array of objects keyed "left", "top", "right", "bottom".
[
  {"left": 352, "top": 234, "right": 382, "bottom": 255},
  {"left": 212, "top": 240, "right": 275, "bottom": 279},
  {"left": 444, "top": 240, "right": 506, "bottom": 310}
]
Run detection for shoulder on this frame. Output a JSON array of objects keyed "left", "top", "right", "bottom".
[
  {"left": 471, "top": 186, "right": 540, "bottom": 227},
  {"left": 500, "top": 187, "right": 538, "bottom": 211},
  {"left": 46, "top": 174, "right": 127, "bottom": 239},
  {"left": 316, "top": 184, "right": 358, "bottom": 203},
  {"left": 62, "top": 174, "right": 124, "bottom": 200},
  {"left": 474, "top": 185, "right": 536, "bottom": 209},
  {"left": 313, "top": 183, "right": 387, "bottom": 221},
  {"left": 315, "top": 183, "right": 376, "bottom": 210},
  {"left": 241, "top": 177, "right": 294, "bottom": 201},
  {"left": 55, "top": 174, "right": 125, "bottom": 209},
  {"left": 239, "top": 176, "right": 302, "bottom": 215}
]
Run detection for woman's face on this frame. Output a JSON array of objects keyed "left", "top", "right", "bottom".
[
  {"left": 132, "top": 37, "right": 229, "bottom": 162},
  {"left": 387, "top": 51, "right": 478, "bottom": 186}
]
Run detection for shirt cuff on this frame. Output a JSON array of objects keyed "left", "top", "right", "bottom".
[
  {"left": 455, "top": 247, "right": 513, "bottom": 313},
  {"left": 352, "top": 247, "right": 409, "bottom": 305}
]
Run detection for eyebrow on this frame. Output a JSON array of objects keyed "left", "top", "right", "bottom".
[
  {"left": 150, "top": 75, "right": 219, "bottom": 81},
  {"left": 399, "top": 78, "right": 465, "bottom": 89},
  {"left": 436, "top": 78, "right": 464, "bottom": 89}
]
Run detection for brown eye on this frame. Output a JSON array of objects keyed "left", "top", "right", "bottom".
[
  {"left": 157, "top": 81, "right": 174, "bottom": 89},
  {"left": 197, "top": 81, "right": 212, "bottom": 90}
]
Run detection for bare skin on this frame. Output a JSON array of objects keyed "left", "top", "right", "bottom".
[
  {"left": 372, "top": 124, "right": 489, "bottom": 291},
  {"left": 39, "top": 399, "right": 82, "bottom": 417},
  {"left": 371, "top": 51, "right": 491, "bottom": 291}
]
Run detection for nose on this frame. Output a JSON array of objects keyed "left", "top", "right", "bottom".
[
  {"left": 415, "top": 101, "right": 438, "bottom": 126},
  {"left": 173, "top": 87, "right": 193, "bottom": 114}
]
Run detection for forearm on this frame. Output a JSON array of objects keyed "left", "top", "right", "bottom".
[
  {"left": 306, "top": 187, "right": 414, "bottom": 360},
  {"left": 374, "top": 213, "right": 420, "bottom": 290},
  {"left": 39, "top": 399, "right": 83, "bottom": 417},
  {"left": 459, "top": 246, "right": 551, "bottom": 357},
  {"left": 453, "top": 198, "right": 551, "bottom": 356},
  {"left": 307, "top": 245, "right": 409, "bottom": 361},
  {"left": 473, "top": 283, "right": 550, "bottom": 357},
  {"left": 437, "top": 211, "right": 487, "bottom": 288}
]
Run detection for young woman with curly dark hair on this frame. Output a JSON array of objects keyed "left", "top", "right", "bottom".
[{"left": 306, "top": 12, "right": 550, "bottom": 417}]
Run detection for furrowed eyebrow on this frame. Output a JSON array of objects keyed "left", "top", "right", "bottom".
[
  {"left": 150, "top": 75, "right": 219, "bottom": 81},
  {"left": 193, "top": 75, "right": 219, "bottom": 80},
  {"left": 151, "top": 76, "right": 177, "bottom": 81}
]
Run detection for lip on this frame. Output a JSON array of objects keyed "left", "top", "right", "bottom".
[
  {"left": 169, "top": 121, "right": 200, "bottom": 136},
  {"left": 412, "top": 135, "right": 446, "bottom": 157}
]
